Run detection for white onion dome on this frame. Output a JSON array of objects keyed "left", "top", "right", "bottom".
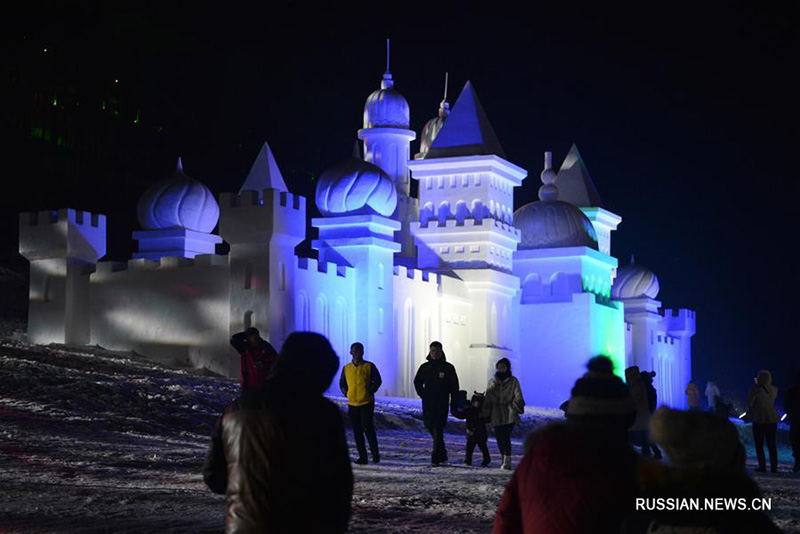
[
  {"left": 315, "top": 156, "right": 398, "bottom": 217},
  {"left": 363, "top": 71, "right": 410, "bottom": 129},
  {"left": 136, "top": 158, "right": 219, "bottom": 233},
  {"left": 418, "top": 100, "right": 450, "bottom": 157},
  {"left": 611, "top": 259, "right": 660, "bottom": 299},
  {"left": 514, "top": 151, "right": 598, "bottom": 250}
]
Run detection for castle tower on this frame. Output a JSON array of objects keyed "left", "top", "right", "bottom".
[
  {"left": 555, "top": 144, "right": 622, "bottom": 259},
  {"left": 408, "top": 80, "right": 526, "bottom": 393},
  {"left": 133, "top": 158, "right": 222, "bottom": 260},
  {"left": 219, "top": 143, "right": 305, "bottom": 367},
  {"left": 19, "top": 208, "right": 107, "bottom": 345},
  {"left": 663, "top": 307, "right": 697, "bottom": 409},
  {"left": 512, "top": 152, "right": 624, "bottom": 407},
  {"left": 313, "top": 147, "right": 401, "bottom": 395},
  {"left": 358, "top": 39, "right": 418, "bottom": 261}
]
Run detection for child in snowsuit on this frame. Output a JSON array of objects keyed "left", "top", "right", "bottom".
[{"left": 453, "top": 392, "right": 491, "bottom": 466}]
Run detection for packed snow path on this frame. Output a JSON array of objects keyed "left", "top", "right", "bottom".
[{"left": 1, "top": 340, "right": 798, "bottom": 533}]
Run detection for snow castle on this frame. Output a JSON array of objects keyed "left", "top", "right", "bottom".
[{"left": 18, "top": 58, "right": 696, "bottom": 409}]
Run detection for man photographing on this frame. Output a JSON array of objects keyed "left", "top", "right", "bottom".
[{"left": 230, "top": 327, "right": 279, "bottom": 396}]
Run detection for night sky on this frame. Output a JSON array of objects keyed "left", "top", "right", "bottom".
[{"left": 6, "top": 4, "right": 798, "bottom": 405}]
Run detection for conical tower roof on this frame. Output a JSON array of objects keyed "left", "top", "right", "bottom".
[
  {"left": 240, "top": 142, "right": 288, "bottom": 196},
  {"left": 424, "top": 81, "right": 505, "bottom": 159},
  {"left": 555, "top": 144, "right": 603, "bottom": 208}
]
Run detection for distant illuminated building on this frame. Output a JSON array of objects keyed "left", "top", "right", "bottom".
[{"left": 18, "top": 49, "right": 695, "bottom": 408}]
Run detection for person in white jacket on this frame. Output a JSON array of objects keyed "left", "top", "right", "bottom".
[
  {"left": 482, "top": 358, "right": 525, "bottom": 470},
  {"left": 705, "top": 381, "right": 721, "bottom": 410},
  {"left": 746, "top": 370, "right": 780, "bottom": 473}
]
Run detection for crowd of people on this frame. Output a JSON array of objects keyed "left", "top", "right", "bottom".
[{"left": 202, "top": 327, "right": 798, "bottom": 533}]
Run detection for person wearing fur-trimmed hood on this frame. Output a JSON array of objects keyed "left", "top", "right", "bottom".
[{"left": 483, "top": 358, "right": 524, "bottom": 470}]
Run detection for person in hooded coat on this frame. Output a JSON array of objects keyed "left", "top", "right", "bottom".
[
  {"left": 786, "top": 370, "right": 800, "bottom": 473},
  {"left": 230, "top": 327, "right": 279, "bottom": 397},
  {"left": 621, "top": 407, "right": 781, "bottom": 533},
  {"left": 483, "top": 358, "right": 525, "bottom": 470},
  {"left": 625, "top": 366, "right": 653, "bottom": 457},
  {"left": 414, "top": 341, "right": 459, "bottom": 466},
  {"left": 493, "top": 356, "right": 639, "bottom": 534},
  {"left": 203, "top": 332, "right": 353, "bottom": 534},
  {"left": 747, "top": 369, "right": 780, "bottom": 473}
]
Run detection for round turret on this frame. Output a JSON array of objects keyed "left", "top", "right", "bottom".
[{"left": 136, "top": 158, "right": 219, "bottom": 233}]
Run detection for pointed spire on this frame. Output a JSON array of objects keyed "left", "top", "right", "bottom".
[
  {"left": 425, "top": 81, "right": 505, "bottom": 159},
  {"left": 538, "top": 151, "right": 558, "bottom": 201},
  {"left": 438, "top": 72, "right": 451, "bottom": 119},
  {"left": 381, "top": 38, "right": 394, "bottom": 89},
  {"left": 630, "top": 253, "right": 636, "bottom": 264},
  {"left": 352, "top": 140, "right": 361, "bottom": 159},
  {"left": 239, "top": 142, "right": 288, "bottom": 197},
  {"left": 555, "top": 144, "right": 603, "bottom": 207},
  {"left": 175, "top": 156, "right": 184, "bottom": 174}
]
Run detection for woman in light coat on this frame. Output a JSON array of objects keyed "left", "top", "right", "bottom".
[{"left": 483, "top": 358, "right": 525, "bottom": 470}]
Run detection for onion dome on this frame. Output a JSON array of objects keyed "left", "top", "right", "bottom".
[
  {"left": 315, "top": 153, "right": 398, "bottom": 217},
  {"left": 514, "top": 152, "right": 598, "bottom": 250},
  {"left": 363, "top": 39, "right": 410, "bottom": 129},
  {"left": 611, "top": 256, "right": 660, "bottom": 299},
  {"left": 136, "top": 158, "right": 219, "bottom": 233},
  {"left": 417, "top": 73, "right": 451, "bottom": 159}
]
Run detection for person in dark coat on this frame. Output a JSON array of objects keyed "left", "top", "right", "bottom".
[
  {"left": 712, "top": 395, "right": 733, "bottom": 419},
  {"left": 785, "top": 370, "right": 800, "bottom": 473},
  {"left": 453, "top": 392, "right": 491, "bottom": 467},
  {"left": 230, "top": 327, "right": 279, "bottom": 396},
  {"left": 414, "top": 341, "right": 459, "bottom": 466},
  {"left": 203, "top": 332, "right": 353, "bottom": 534},
  {"left": 747, "top": 369, "right": 780, "bottom": 473},
  {"left": 493, "top": 356, "right": 639, "bottom": 534},
  {"left": 621, "top": 407, "right": 781, "bottom": 533},
  {"left": 639, "top": 371, "right": 662, "bottom": 459}
]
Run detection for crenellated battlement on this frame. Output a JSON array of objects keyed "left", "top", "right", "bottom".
[
  {"left": 413, "top": 217, "right": 521, "bottom": 238},
  {"left": 392, "top": 265, "right": 439, "bottom": 285},
  {"left": 20, "top": 208, "right": 106, "bottom": 229},
  {"left": 19, "top": 207, "right": 107, "bottom": 263},
  {"left": 93, "top": 254, "right": 228, "bottom": 277},
  {"left": 296, "top": 256, "right": 352, "bottom": 279},
  {"left": 219, "top": 189, "right": 307, "bottom": 244},
  {"left": 219, "top": 188, "right": 306, "bottom": 212},
  {"left": 662, "top": 308, "right": 697, "bottom": 337}
]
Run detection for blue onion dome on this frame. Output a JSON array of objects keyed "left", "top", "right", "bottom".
[
  {"left": 315, "top": 155, "right": 398, "bottom": 217},
  {"left": 136, "top": 158, "right": 219, "bottom": 233},
  {"left": 514, "top": 151, "right": 598, "bottom": 250},
  {"left": 611, "top": 257, "right": 660, "bottom": 299},
  {"left": 363, "top": 71, "right": 410, "bottom": 129}
]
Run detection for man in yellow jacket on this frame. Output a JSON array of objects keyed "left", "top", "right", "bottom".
[{"left": 339, "top": 342, "right": 382, "bottom": 464}]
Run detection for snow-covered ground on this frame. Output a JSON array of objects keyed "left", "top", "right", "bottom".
[{"left": 1, "top": 339, "right": 798, "bottom": 533}]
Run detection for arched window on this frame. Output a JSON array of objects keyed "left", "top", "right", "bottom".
[
  {"left": 42, "top": 275, "right": 52, "bottom": 303},
  {"left": 471, "top": 200, "right": 484, "bottom": 222},
  {"left": 454, "top": 201, "right": 469, "bottom": 223},
  {"left": 244, "top": 263, "right": 253, "bottom": 290},
  {"left": 279, "top": 261, "right": 286, "bottom": 291},
  {"left": 244, "top": 310, "right": 254, "bottom": 330},
  {"left": 297, "top": 291, "right": 310, "bottom": 330},
  {"left": 420, "top": 202, "right": 435, "bottom": 224},
  {"left": 315, "top": 294, "right": 329, "bottom": 337},
  {"left": 437, "top": 201, "right": 451, "bottom": 224},
  {"left": 490, "top": 302, "right": 498, "bottom": 346},
  {"left": 377, "top": 263, "right": 384, "bottom": 289},
  {"left": 402, "top": 299, "right": 415, "bottom": 396}
]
